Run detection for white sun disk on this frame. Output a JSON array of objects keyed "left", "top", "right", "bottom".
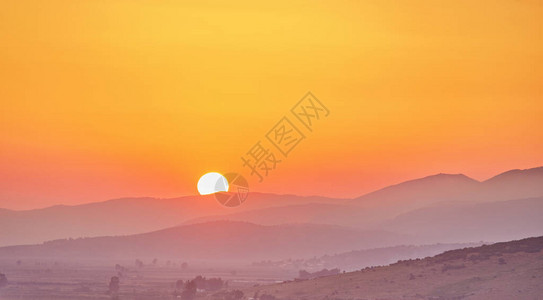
[{"left": 197, "top": 172, "right": 229, "bottom": 195}]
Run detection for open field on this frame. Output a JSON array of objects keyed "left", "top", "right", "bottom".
[
  {"left": 0, "top": 260, "right": 292, "bottom": 300},
  {"left": 2, "top": 237, "right": 542, "bottom": 299}
]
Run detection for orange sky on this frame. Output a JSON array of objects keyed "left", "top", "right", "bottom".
[{"left": 1, "top": 0, "right": 542, "bottom": 209}]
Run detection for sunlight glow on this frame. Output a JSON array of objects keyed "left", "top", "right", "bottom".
[{"left": 197, "top": 172, "right": 229, "bottom": 195}]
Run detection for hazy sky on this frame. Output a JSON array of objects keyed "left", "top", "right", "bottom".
[{"left": 1, "top": 0, "right": 541, "bottom": 209}]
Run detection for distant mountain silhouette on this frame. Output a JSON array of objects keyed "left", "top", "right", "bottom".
[
  {"left": 0, "top": 193, "right": 343, "bottom": 247},
  {"left": 185, "top": 167, "right": 543, "bottom": 230},
  {"left": 182, "top": 197, "right": 543, "bottom": 246},
  {"left": 352, "top": 173, "right": 479, "bottom": 206},
  {"left": 0, "top": 167, "right": 540, "bottom": 247},
  {"left": 183, "top": 203, "right": 370, "bottom": 227},
  {"left": 479, "top": 167, "right": 543, "bottom": 201},
  {"left": 348, "top": 166, "right": 543, "bottom": 222},
  {"left": 0, "top": 221, "right": 407, "bottom": 262},
  {"left": 384, "top": 197, "right": 543, "bottom": 243}
]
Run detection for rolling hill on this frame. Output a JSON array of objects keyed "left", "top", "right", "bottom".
[
  {"left": 183, "top": 203, "right": 374, "bottom": 227},
  {"left": 0, "top": 221, "right": 407, "bottom": 262},
  {"left": 0, "top": 193, "right": 343, "bottom": 247},
  {"left": 187, "top": 167, "right": 543, "bottom": 229},
  {"left": 0, "top": 167, "right": 540, "bottom": 247},
  {"left": 384, "top": 197, "right": 543, "bottom": 243},
  {"left": 350, "top": 166, "right": 542, "bottom": 218},
  {"left": 252, "top": 242, "right": 480, "bottom": 272},
  {"left": 242, "top": 236, "right": 543, "bottom": 300},
  {"left": 183, "top": 196, "right": 543, "bottom": 250}
]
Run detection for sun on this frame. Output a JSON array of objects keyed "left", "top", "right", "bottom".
[{"left": 197, "top": 172, "right": 229, "bottom": 195}]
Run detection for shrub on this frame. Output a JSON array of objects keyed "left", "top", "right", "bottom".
[
  {"left": 441, "top": 264, "right": 465, "bottom": 273},
  {"left": 0, "top": 273, "right": 7, "bottom": 288},
  {"left": 108, "top": 276, "right": 120, "bottom": 293},
  {"left": 181, "top": 280, "right": 197, "bottom": 300}
]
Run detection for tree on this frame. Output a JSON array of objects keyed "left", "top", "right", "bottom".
[
  {"left": 175, "top": 279, "right": 184, "bottom": 290},
  {"left": 108, "top": 276, "right": 120, "bottom": 294},
  {"left": 181, "top": 280, "right": 197, "bottom": 300},
  {"left": 298, "top": 270, "right": 310, "bottom": 279},
  {"left": 190, "top": 275, "right": 224, "bottom": 291},
  {"left": 0, "top": 273, "right": 7, "bottom": 288},
  {"left": 205, "top": 277, "right": 224, "bottom": 291},
  {"left": 135, "top": 259, "right": 144, "bottom": 268}
]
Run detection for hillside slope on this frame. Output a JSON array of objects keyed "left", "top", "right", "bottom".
[
  {"left": 243, "top": 236, "right": 543, "bottom": 300},
  {"left": 252, "top": 242, "right": 480, "bottom": 272},
  {"left": 0, "top": 221, "right": 406, "bottom": 262},
  {"left": 350, "top": 167, "right": 543, "bottom": 219},
  {"left": 183, "top": 203, "right": 375, "bottom": 228},
  {"left": 384, "top": 197, "right": 543, "bottom": 243},
  {"left": 0, "top": 193, "right": 343, "bottom": 246},
  {"left": 1, "top": 167, "right": 540, "bottom": 247}
]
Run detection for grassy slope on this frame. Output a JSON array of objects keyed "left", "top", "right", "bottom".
[{"left": 241, "top": 237, "right": 543, "bottom": 300}]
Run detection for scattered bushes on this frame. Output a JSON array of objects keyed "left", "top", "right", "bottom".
[
  {"left": 108, "top": 276, "right": 120, "bottom": 293},
  {"left": 441, "top": 264, "right": 466, "bottom": 273},
  {"left": 432, "top": 236, "right": 543, "bottom": 264},
  {"left": 298, "top": 268, "right": 340, "bottom": 280},
  {"left": 181, "top": 280, "right": 197, "bottom": 300},
  {"left": 192, "top": 275, "right": 225, "bottom": 291},
  {"left": 0, "top": 273, "right": 7, "bottom": 288}
]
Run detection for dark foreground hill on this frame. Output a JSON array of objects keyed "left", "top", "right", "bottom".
[
  {"left": 242, "top": 236, "right": 543, "bottom": 300},
  {"left": 0, "top": 221, "right": 407, "bottom": 262}
]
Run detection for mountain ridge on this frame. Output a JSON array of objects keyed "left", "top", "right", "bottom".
[
  {"left": 0, "top": 166, "right": 540, "bottom": 247},
  {"left": 0, "top": 220, "right": 408, "bottom": 262}
]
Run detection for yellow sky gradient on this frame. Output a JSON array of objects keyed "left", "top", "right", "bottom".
[{"left": 1, "top": 0, "right": 541, "bottom": 209}]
